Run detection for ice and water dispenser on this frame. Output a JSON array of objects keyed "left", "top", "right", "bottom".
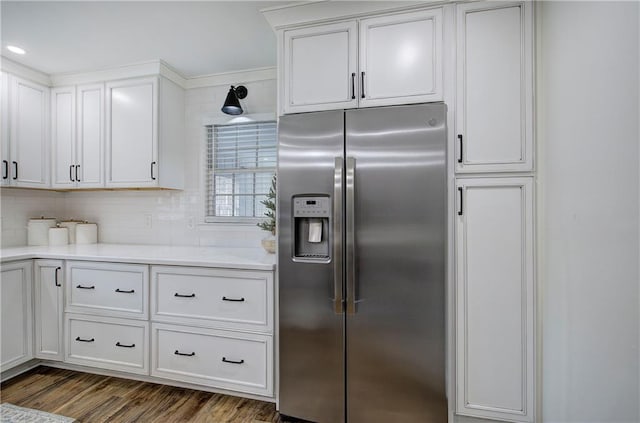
[{"left": 292, "top": 195, "right": 330, "bottom": 261}]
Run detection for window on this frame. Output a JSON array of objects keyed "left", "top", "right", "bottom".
[{"left": 205, "top": 121, "right": 276, "bottom": 221}]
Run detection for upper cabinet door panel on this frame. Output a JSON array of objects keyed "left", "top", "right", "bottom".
[
  {"left": 456, "top": 2, "right": 533, "bottom": 173},
  {"left": 77, "top": 84, "right": 104, "bottom": 188},
  {"left": 284, "top": 21, "right": 358, "bottom": 113},
  {"left": 106, "top": 78, "right": 157, "bottom": 187},
  {"left": 51, "top": 87, "right": 76, "bottom": 188},
  {"left": 1, "top": 73, "right": 10, "bottom": 186},
  {"left": 359, "top": 8, "right": 443, "bottom": 107},
  {"left": 11, "top": 77, "right": 49, "bottom": 187}
]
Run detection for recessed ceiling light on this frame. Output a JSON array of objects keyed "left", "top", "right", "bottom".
[{"left": 7, "top": 45, "right": 26, "bottom": 55}]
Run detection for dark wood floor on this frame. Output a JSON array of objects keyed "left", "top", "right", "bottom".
[{"left": 0, "top": 366, "right": 283, "bottom": 422}]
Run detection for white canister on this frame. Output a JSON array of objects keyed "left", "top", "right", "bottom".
[
  {"left": 48, "top": 227, "right": 69, "bottom": 246},
  {"left": 76, "top": 223, "right": 98, "bottom": 244},
  {"left": 59, "top": 220, "right": 85, "bottom": 244},
  {"left": 27, "top": 218, "right": 57, "bottom": 246}
]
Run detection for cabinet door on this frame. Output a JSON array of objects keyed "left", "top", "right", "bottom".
[
  {"left": 106, "top": 77, "right": 157, "bottom": 187},
  {"left": 1, "top": 73, "right": 10, "bottom": 186},
  {"left": 359, "top": 8, "right": 443, "bottom": 108},
  {"left": 0, "top": 261, "right": 33, "bottom": 371},
  {"left": 34, "top": 260, "right": 64, "bottom": 361},
  {"left": 456, "top": 2, "right": 533, "bottom": 173},
  {"left": 10, "top": 76, "right": 49, "bottom": 187},
  {"left": 455, "top": 177, "right": 534, "bottom": 422},
  {"left": 51, "top": 87, "right": 76, "bottom": 188},
  {"left": 283, "top": 21, "right": 358, "bottom": 113},
  {"left": 77, "top": 84, "right": 104, "bottom": 188}
]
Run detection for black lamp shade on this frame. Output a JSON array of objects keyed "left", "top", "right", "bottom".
[{"left": 221, "top": 85, "right": 247, "bottom": 115}]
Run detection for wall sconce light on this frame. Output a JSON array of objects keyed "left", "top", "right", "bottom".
[{"left": 221, "top": 85, "right": 248, "bottom": 115}]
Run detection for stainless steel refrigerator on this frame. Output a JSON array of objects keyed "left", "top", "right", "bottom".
[{"left": 277, "top": 103, "right": 447, "bottom": 423}]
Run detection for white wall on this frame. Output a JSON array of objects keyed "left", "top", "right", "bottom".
[
  {"left": 0, "top": 189, "right": 65, "bottom": 247},
  {"left": 540, "top": 2, "right": 640, "bottom": 422},
  {"left": 1, "top": 78, "right": 277, "bottom": 248}
]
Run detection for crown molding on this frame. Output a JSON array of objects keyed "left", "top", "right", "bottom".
[
  {"left": 0, "top": 57, "right": 51, "bottom": 86},
  {"left": 185, "top": 67, "right": 276, "bottom": 89},
  {"left": 2, "top": 57, "right": 274, "bottom": 90},
  {"left": 261, "top": 0, "right": 431, "bottom": 30}
]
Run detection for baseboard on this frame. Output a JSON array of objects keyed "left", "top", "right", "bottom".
[
  {"left": 38, "top": 361, "right": 276, "bottom": 403},
  {"left": 0, "top": 359, "right": 41, "bottom": 383}
]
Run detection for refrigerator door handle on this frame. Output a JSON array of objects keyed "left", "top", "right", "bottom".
[
  {"left": 333, "top": 157, "right": 344, "bottom": 313},
  {"left": 346, "top": 156, "right": 357, "bottom": 314}
]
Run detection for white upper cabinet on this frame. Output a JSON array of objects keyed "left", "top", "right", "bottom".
[
  {"left": 281, "top": 7, "right": 443, "bottom": 114},
  {"left": 284, "top": 21, "right": 358, "bottom": 113},
  {"left": 51, "top": 86, "right": 76, "bottom": 188},
  {"left": 1, "top": 73, "right": 11, "bottom": 186},
  {"left": 6, "top": 75, "right": 49, "bottom": 187},
  {"left": 106, "top": 76, "right": 183, "bottom": 189},
  {"left": 359, "top": 9, "right": 442, "bottom": 108},
  {"left": 76, "top": 84, "right": 104, "bottom": 188},
  {"left": 52, "top": 84, "right": 104, "bottom": 189},
  {"left": 455, "top": 177, "right": 534, "bottom": 422},
  {"left": 455, "top": 1, "right": 533, "bottom": 173},
  {"left": 106, "top": 77, "right": 157, "bottom": 187}
]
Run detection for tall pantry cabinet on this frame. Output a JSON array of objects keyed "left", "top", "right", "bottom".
[
  {"left": 454, "top": 2, "right": 535, "bottom": 422},
  {"left": 264, "top": 1, "right": 537, "bottom": 422}
]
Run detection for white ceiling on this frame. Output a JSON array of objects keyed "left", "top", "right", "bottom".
[{"left": 1, "top": 1, "right": 289, "bottom": 78}]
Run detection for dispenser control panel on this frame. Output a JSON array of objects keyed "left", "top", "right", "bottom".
[{"left": 293, "top": 196, "right": 330, "bottom": 217}]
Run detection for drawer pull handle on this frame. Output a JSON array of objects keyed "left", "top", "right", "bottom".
[
  {"left": 222, "top": 357, "right": 244, "bottom": 365},
  {"left": 174, "top": 350, "right": 195, "bottom": 357},
  {"left": 222, "top": 296, "right": 245, "bottom": 302},
  {"left": 116, "top": 342, "right": 135, "bottom": 348},
  {"left": 76, "top": 285, "right": 95, "bottom": 289},
  {"left": 115, "top": 289, "right": 135, "bottom": 294},
  {"left": 174, "top": 293, "right": 195, "bottom": 298},
  {"left": 75, "top": 337, "right": 95, "bottom": 343}
]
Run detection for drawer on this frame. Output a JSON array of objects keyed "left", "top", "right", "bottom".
[
  {"left": 151, "top": 323, "right": 273, "bottom": 397},
  {"left": 65, "top": 314, "right": 149, "bottom": 375},
  {"left": 151, "top": 266, "right": 273, "bottom": 332},
  {"left": 66, "top": 261, "right": 148, "bottom": 319}
]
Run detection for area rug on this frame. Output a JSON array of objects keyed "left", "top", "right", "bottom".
[{"left": 0, "top": 403, "right": 75, "bottom": 423}]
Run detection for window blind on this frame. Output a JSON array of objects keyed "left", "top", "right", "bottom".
[{"left": 206, "top": 121, "right": 277, "bottom": 220}]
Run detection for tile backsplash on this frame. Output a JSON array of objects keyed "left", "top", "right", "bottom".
[{"left": 0, "top": 78, "right": 276, "bottom": 249}]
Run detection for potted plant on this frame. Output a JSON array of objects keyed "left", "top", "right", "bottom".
[{"left": 257, "top": 174, "right": 276, "bottom": 253}]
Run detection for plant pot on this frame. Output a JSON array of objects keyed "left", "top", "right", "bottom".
[{"left": 261, "top": 233, "right": 276, "bottom": 254}]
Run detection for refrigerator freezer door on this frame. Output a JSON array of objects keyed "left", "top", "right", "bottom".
[
  {"left": 278, "top": 110, "right": 345, "bottom": 423},
  {"left": 345, "top": 103, "right": 447, "bottom": 422}
]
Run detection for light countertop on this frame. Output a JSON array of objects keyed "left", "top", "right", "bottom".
[{"left": 0, "top": 244, "right": 276, "bottom": 271}]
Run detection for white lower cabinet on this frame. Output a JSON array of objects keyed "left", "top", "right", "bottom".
[
  {"left": 455, "top": 177, "right": 534, "bottom": 422},
  {"left": 151, "top": 266, "right": 273, "bottom": 332},
  {"left": 151, "top": 323, "right": 273, "bottom": 397},
  {"left": 34, "top": 260, "right": 64, "bottom": 361},
  {"left": 65, "top": 261, "right": 148, "bottom": 319},
  {"left": 0, "top": 257, "right": 274, "bottom": 399},
  {"left": 0, "top": 261, "right": 33, "bottom": 371},
  {"left": 65, "top": 313, "right": 149, "bottom": 375}
]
